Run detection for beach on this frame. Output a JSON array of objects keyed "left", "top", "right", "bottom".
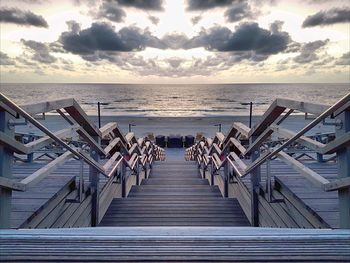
[{"left": 15, "top": 114, "right": 335, "bottom": 139}]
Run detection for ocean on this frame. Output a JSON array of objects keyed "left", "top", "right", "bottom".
[{"left": 1, "top": 83, "right": 349, "bottom": 116}]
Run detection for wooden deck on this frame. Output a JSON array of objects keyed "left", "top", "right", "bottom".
[
  {"left": 10, "top": 160, "right": 109, "bottom": 229},
  {"left": 239, "top": 160, "right": 339, "bottom": 228},
  {"left": 1, "top": 227, "right": 349, "bottom": 262},
  {"left": 100, "top": 150, "right": 250, "bottom": 227}
]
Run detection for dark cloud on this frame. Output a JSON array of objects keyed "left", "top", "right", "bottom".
[
  {"left": 191, "top": 16, "right": 202, "bottom": 25},
  {"left": 0, "top": 52, "right": 15, "bottom": 65},
  {"left": 187, "top": 0, "right": 236, "bottom": 11},
  {"left": 96, "top": 1, "right": 126, "bottom": 22},
  {"left": 224, "top": 2, "right": 254, "bottom": 22},
  {"left": 115, "top": 0, "right": 164, "bottom": 11},
  {"left": 21, "top": 39, "right": 57, "bottom": 63},
  {"left": 302, "top": 8, "right": 350, "bottom": 27},
  {"left": 293, "top": 39, "right": 329, "bottom": 64},
  {"left": 184, "top": 21, "right": 291, "bottom": 57},
  {"left": 58, "top": 22, "right": 166, "bottom": 57},
  {"left": 335, "top": 52, "right": 350, "bottom": 65},
  {"left": 0, "top": 7, "right": 48, "bottom": 28},
  {"left": 148, "top": 15, "right": 160, "bottom": 25},
  {"left": 161, "top": 33, "right": 191, "bottom": 49}
]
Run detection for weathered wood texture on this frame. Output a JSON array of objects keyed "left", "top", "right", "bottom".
[
  {"left": 1, "top": 227, "right": 349, "bottom": 262},
  {"left": 222, "top": 159, "right": 340, "bottom": 229},
  {"left": 100, "top": 150, "right": 250, "bottom": 227}
]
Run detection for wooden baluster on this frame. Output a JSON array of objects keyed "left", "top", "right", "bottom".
[{"left": 0, "top": 110, "right": 15, "bottom": 229}]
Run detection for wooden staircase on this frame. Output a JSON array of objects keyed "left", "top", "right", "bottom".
[{"left": 99, "top": 150, "right": 250, "bottom": 227}]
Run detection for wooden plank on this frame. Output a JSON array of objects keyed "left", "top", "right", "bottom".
[
  {"left": 232, "top": 122, "right": 250, "bottom": 139},
  {"left": 229, "top": 138, "right": 246, "bottom": 154},
  {"left": 0, "top": 131, "right": 28, "bottom": 154},
  {"left": 244, "top": 127, "right": 273, "bottom": 155},
  {"left": 64, "top": 99, "right": 101, "bottom": 137},
  {"left": 249, "top": 99, "right": 286, "bottom": 137},
  {"left": 322, "top": 131, "right": 350, "bottom": 154},
  {"left": 76, "top": 128, "right": 106, "bottom": 155},
  {"left": 272, "top": 125, "right": 325, "bottom": 153},
  {"left": 20, "top": 152, "right": 74, "bottom": 188},
  {"left": 276, "top": 152, "right": 330, "bottom": 188},
  {"left": 25, "top": 126, "right": 78, "bottom": 153},
  {"left": 100, "top": 122, "right": 117, "bottom": 139},
  {"left": 20, "top": 98, "right": 74, "bottom": 115},
  {"left": 276, "top": 98, "right": 329, "bottom": 115},
  {"left": 0, "top": 177, "right": 25, "bottom": 191},
  {"left": 324, "top": 177, "right": 350, "bottom": 192}
]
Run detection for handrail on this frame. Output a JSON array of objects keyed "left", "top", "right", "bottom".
[
  {"left": 245, "top": 93, "right": 350, "bottom": 174},
  {"left": 0, "top": 93, "right": 106, "bottom": 175},
  {"left": 186, "top": 93, "right": 350, "bottom": 192}
]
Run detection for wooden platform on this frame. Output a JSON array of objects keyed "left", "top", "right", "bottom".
[
  {"left": 10, "top": 160, "right": 108, "bottom": 229},
  {"left": 100, "top": 150, "right": 250, "bottom": 227},
  {"left": 238, "top": 160, "right": 339, "bottom": 228},
  {"left": 1, "top": 227, "right": 349, "bottom": 262}
]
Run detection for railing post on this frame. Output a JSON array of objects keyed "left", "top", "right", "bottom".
[
  {"left": 0, "top": 110, "right": 14, "bottom": 229},
  {"left": 224, "top": 161, "right": 229, "bottom": 198},
  {"left": 89, "top": 136, "right": 100, "bottom": 227},
  {"left": 250, "top": 135, "right": 261, "bottom": 227},
  {"left": 121, "top": 161, "right": 126, "bottom": 198},
  {"left": 336, "top": 110, "right": 350, "bottom": 229}
]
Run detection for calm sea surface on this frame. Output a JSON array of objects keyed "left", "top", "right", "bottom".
[{"left": 1, "top": 83, "right": 349, "bottom": 116}]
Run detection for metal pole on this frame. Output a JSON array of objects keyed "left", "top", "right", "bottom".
[
  {"left": 249, "top": 102, "right": 253, "bottom": 128},
  {"left": 97, "top": 102, "right": 101, "bottom": 129}
]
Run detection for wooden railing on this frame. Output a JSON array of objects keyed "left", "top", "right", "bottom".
[
  {"left": 186, "top": 93, "right": 350, "bottom": 228},
  {"left": 0, "top": 93, "right": 165, "bottom": 228}
]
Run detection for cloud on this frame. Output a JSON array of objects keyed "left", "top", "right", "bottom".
[
  {"left": 224, "top": 2, "right": 254, "bottom": 22},
  {"left": 187, "top": 0, "right": 236, "bottom": 11},
  {"left": 191, "top": 16, "right": 202, "bottom": 25},
  {"left": 293, "top": 39, "right": 329, "bottom": 63},
  {"left": 21, "top": 39, "right": 57, "bottom": 63},
  {"left": 115, "top": 0, "right": 164, "bottom": 11},
  {"left": 96, "top": 1, "right": 126, "bottom": 22},
  {"left": 0, "top": 7, "right": 48, "bottom": 28},
  {"left": 302, "top": 8, "right": 350, "bottom": 27},
  {"left": 185, "top": 21, "right": 291, "bottom": 57},
  {"left": 0, "top": 52, "right": 15, "bottom": 65},
  {"left": 335, "top": 52, "right": 350, "bottom": 65},
  {"left": 148, "top": 15, "right": 160, "bottom": 25},
  {"left": 57, "top": 22, "right": 166, "bottom": 57}
]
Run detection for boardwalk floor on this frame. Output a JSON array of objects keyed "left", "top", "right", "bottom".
[{"left": 100, "top": 149, "right": 250, "bottom": 227}]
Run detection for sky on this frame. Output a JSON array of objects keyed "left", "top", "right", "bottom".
[{"left": 0, "top": 0, "right": 349, "bottom": 83}]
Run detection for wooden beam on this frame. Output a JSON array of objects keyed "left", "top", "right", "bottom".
[
  {"left": 0, "top": 177, "right": 25, "bottom": 191},
  {"left": 76, "top": 128, "right": 106, "bottom": 156},
  {"left": 100, "top": 122, "right": 117, "bottom": 139},
  {"left": 64, "top": 99, "right": 101, "bottom": 137},
  {"left": 324, "top": 177, "right": 350, "bottom": 192},
  {"left": 276, "top": 151, "right": 330, "bottom": 188},
  {"left": 104, "top": 138, "right": 121, "bottom": 155},
  {"left": 20, "top": 151, "right": 74, "bottom": 188},
  {"left": 25, "top": 126, "right": 78, "bottom": 153},
  {"left": 229, "top": 138, "right": 246, "bottom": 154},
  {"left": 249, "top": 99, "right": 286, "bottom": 137},
  {"left": 20, "top": 98, "right": 74, "bottom": 115},
  {"left": 276, "top": 98, "right": 329, "bottom": 116},
  {"left": 322, "top": 132, "right": 350, "bottom": 154},
  {"left": 244, "top": 127, "right": 273, "bottom": 156},
  {"left": 272, "top": 125, "right": 325, "bottom": 153},
  {"left": 232, "top": 122, "right": 250, "bottom": 139},
  {"left": 0, "top": 131, "right": 28, "bottom": 154}
]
